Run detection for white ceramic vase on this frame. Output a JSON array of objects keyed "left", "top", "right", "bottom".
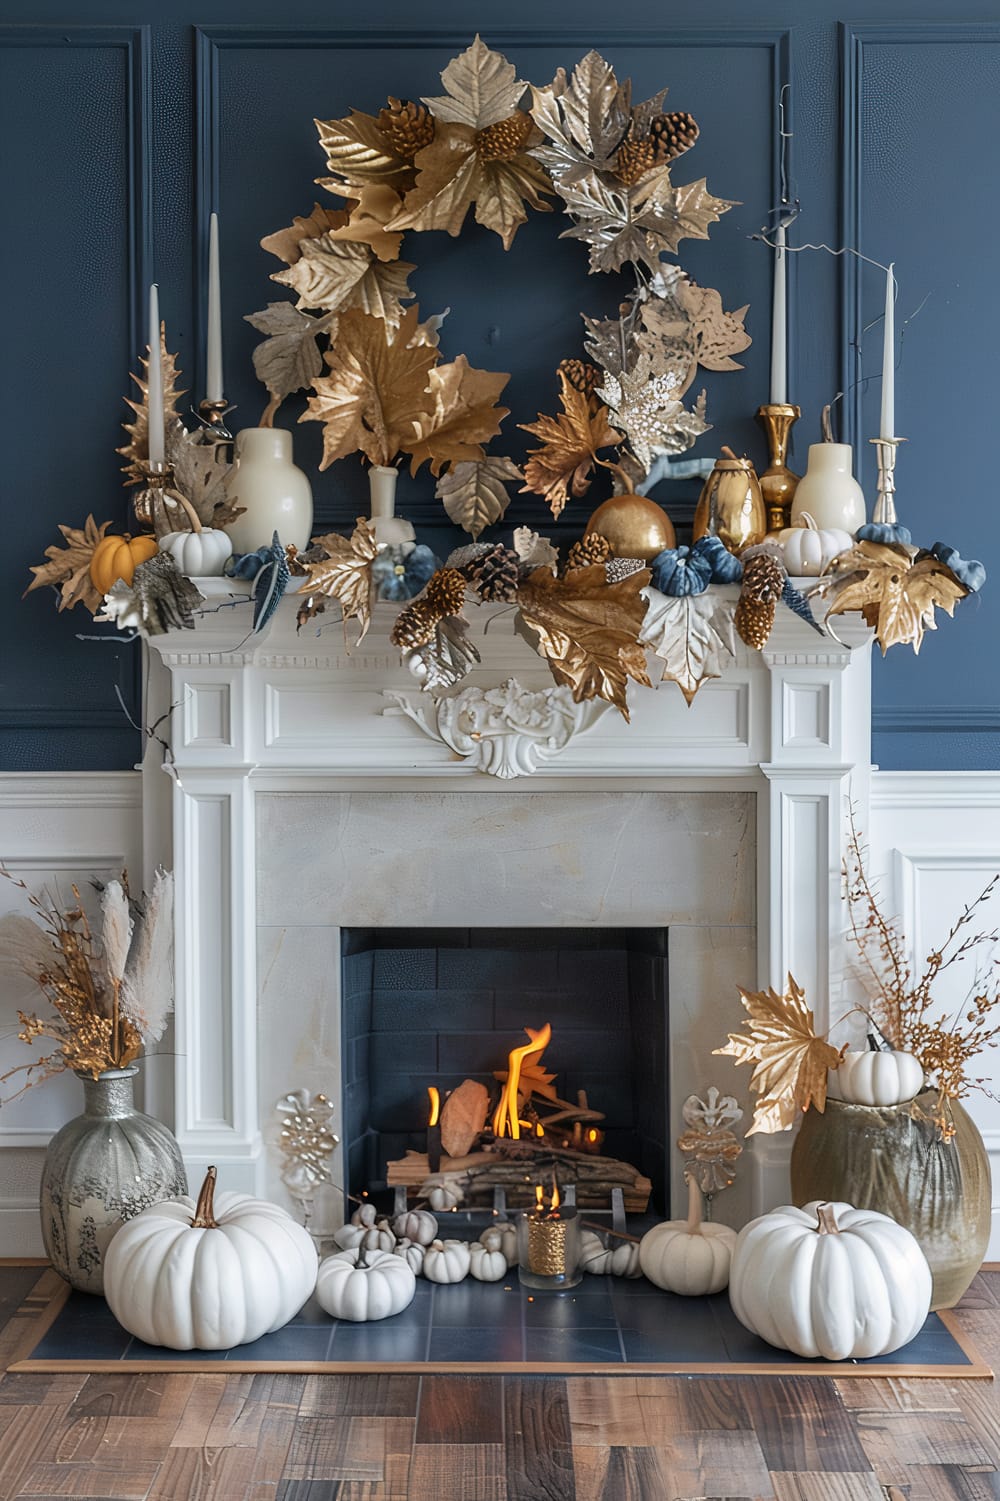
[
  {"left": 790, "top": 443, "right": 867, "bottom": 533},
  {"left": 225, "top": 428, "right": 313, "bottom": 553},
  {"left": 368, "top": 465, "right": 416, "bottom": 549}
]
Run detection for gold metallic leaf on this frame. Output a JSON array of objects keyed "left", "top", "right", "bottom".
[
  {"left": 815, "top": 541, "right": 968, "bottom": 655},
  {"left": 299, "top": 517, "right": 379, "bottom": 644},
  {"left": 24, "top": 515, "right": 115, "bottom": 614},
  {"left": 324, "top": 184, "right": 405, "bottom": 263},
  {"left": 714, "top": 975, "right": 844, "bottom": 1136},
  {"left": 166, "top": 426, "right": 234, "bottom": 528},
  {"left": 245, "top": 303, "right": 333, "bottom": 425},
  {"left": 516, "top": 563, "right": 651, "bottom": 719},
  {"left": 272, "top": 234, "right": 415, "bottom": 329},
  {"left": 422, "top": 35, "right": 528, "bottom": 130},
  {"left": 519, "top": 368, "right": 622, "bottom": 518},
  {"left": 315, "top": 110, "right": 414, "bottom": 191},
  {"left": 640, "top": 590, "right": 738, "bottom": 705},
  {"left": 529, "top": 52, "right": 633, "bottom": 178},
  {"left": 301, "top": 306, "right": 437, "bottom": 470},
  {"left": 435, "top": 456, "right": 522, "bottom": 539},
  {"left": 407, "top": 358, "right": 511, "bottom": 478},
  {"left": 557, "top": 167, "right": 733, "bottom": 275},
  {"left": 260, "top": 203, "right": 351, "bottom": 266},
  {"left": 116, "top": 329, "right": 187, "bottom": 485}
]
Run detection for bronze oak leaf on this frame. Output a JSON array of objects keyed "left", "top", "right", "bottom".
[
  {"left": 300, "top": 306, "right": 438, "bottom": 470},
  {"left": 24, "top": 515, "right": 115, "bottom": 615},
  {"left": 407, "top": 357, "right": 510, "bottom": 478},
  {"left": 516, "top": 562, "right": 651, "bottom": 720},
  {"left": 815, "top": 541, "right": 968, "bottom": 655},
  {"left": 519, "top": 368, "right": 622, "bottom": 518},
  {"left": 271, "top": 235, "right": 415, "bottom": 330},
  {"left": 299, "top": 517, "right": 379, "bottom": 645},
  {"left": 713, "top": 976, "right": 844, "bottom": 1136}
]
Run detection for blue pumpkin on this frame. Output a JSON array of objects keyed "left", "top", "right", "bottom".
[
  {"left": 929, "top": 542, "right": 986, "bottom": 594},
  {"left": 372, "top": 544, "right": 438, "bottom": 602},
  {"left": 856, "top": 521, "right": 912, "bottom": 547},
  {"left": 696, "top": 534, "right": 744, "bottom": 584},
  {"left": 649, "top": 545, "right": 713, "bottom": 596}
]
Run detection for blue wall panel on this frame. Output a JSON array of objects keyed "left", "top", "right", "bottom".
[{"left": 1, "top": 3, "right": 997, "bottom": 771}]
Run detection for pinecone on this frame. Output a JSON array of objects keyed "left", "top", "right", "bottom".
[
  {"left": 735, "top": 551, "right": 785, "bottom": 649},
  {"left": 558, "top": 359, "right": 601, "bottom": 400},
  {"left": 477, "top": 111, "right": 534, "bottom": 162},
  {"left": 377, "top": 96, "right": 435, "bottom": 158},
  {"left": 390, "top": 599, "right": 437, "bottom": 651},
  {"left": 467, "top": 544, "right": 520, "bottom": 602},
  {"left": 615, "top": 134, "right": 656, "bottom": 186},
  {"left": 566, "top": 533, "right": 614, "bottom": 571},
  {"left": 649, "top": 111, "right": 700, "bottom": 164},
  {"left": 424, "top": 567, "right": 467, "bottom": 617}
]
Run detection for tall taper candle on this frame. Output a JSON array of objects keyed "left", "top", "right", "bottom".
[
  {"left": 880, "top": 262, "right": 895, "bottom": 440},
  {"left": 147, "top": 284, "right": 165, "bottom": 467},
  {"left": 769, "top": 223, "right": 787, "bottom": 405},
  {"left": 206, "top": 212, "right": 223, "bottom": 403}
]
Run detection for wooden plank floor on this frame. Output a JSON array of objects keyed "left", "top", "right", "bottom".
[{"left": 0, "top": 1268, "right": 997, "bottom": 1499}]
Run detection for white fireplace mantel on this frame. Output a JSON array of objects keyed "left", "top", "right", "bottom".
[{"left": 145, "top": 583, "right": 874, "bottom": 1218}]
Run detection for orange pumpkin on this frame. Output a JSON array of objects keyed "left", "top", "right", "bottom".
[{"left": 89, "top": 534, "right": 158, "bottom": 595}]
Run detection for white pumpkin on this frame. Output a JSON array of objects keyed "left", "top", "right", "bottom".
[
  {"left": 828, "top": 1048, "right": 924, "bottom": 1106},
  {"left": 480, "top": 1223, "right": 517, "bottom": 1267},
  {"left": 639, "top": 1176, "right": 737, "bottom": 1296},
  {"left": 350, "top": 1202, "right": 379, "bottom": 1228},
  {"left": 777, "top": 512, "right": 854, "bottom": 576},
  {"left": 316, "top": 1246, "right": 416, "bottom": 1322},
  {"left": 423, "top": 1238, "right": 471, "bottom": 1284},
  {"left": 426, "top": 1181, "right": 463, "bottom": 1211},
  {"left": 580, "top": 1229, "right": 642, "bottom": 1277},
  {"left": 393, "top": 1208, "right": 438, "bottom": 1246},
  {"left": 729, "top": 1200, "right": 932, "bottom": 1360},
  {"left": 392, "top": 1237, "right": 427, "bottom": 1275},
  {"left": 469, "top": 1241, "right": 508, "bottom": 1282},
  {"left": 103, "top": 1167, "right": 317, "bottom": 1350},
  {"left": 334, "top": 1217, "right": 396, "bottom": 1255},
  {"left": 157, "top": 492, "right": 233, "bottom": 577}
]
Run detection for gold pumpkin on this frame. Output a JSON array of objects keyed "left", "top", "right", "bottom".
[
  {"left": 89, "top": 534, "right": 159, "bottom": 595},
  {"left": 584, "top": 493, "right": 676, "bottom": 561},
  {"left": 693, "top": 450, "right": 766, "bottom": 555}
]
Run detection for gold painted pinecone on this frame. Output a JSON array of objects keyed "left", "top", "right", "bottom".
[
  {"left": 735, "top": 552, "right": 785, "bottom": 649},
  {"left": 649, "top": 111, "right": 700, "bottom": 163},
  {"left": 615, "top": 134, "right": 657, "bottom": 186},
  {"left": 566, "top": 534, "right": 615, "bottom": 572},
  {"left": 477, "top": 110, "right": 534, "bottom": 162},
  {"left": 424, "top": 567, "right": 467, "bottom": 616},
  {"left": 558, "top": 359, "right": 601, "bottom": 400},
  {"left": 377, "top": 97, "right": 435, "bottom": 158},
  {"left": 467, "top": 544, "right": 521, "bottom": 602},
  {"left": 390, "top": 568, "right": 467, "bottom": 651}
]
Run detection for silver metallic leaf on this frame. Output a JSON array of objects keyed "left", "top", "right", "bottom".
[{"left": 640, "top": 589, "right": 738, "bottom": 705}]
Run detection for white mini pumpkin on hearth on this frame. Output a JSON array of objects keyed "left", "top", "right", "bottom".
[
  {"left": 393, "top": 1208, "right": 438, "bottom": 1246},
  {"left": 480, "top": 1222, "right": 517, "bottom": 1267},
  {"left": 827, "top": 1048, "right": 924, "bottom": 1107},
  {"left": 392, "top": 1237, "right": 427, "bottom": 1276},
  {"left": 729, "top": 1200, "right": 932, "bottom": 1360},
  {"left": 335, "top": 1215, "right": 397, "bottom": 1255},
  {"left": 580, "top": 1230, "right": 642, "bottom": 1277},
  {"left": 317, "top": 1246, "right": 416, "bottom": 1322},
  {"left": 638, "top": 1176, "right": 737, "bottom": 1295},
  {"left": 423, "top": 1238, "right": 471, "bottom": 1284},
  {"left": 103, "top": 1167, "right": 317, "bottom": 1350},
  {"left": 469, "top": 1239, "right": 508, "bottom": 1282}
]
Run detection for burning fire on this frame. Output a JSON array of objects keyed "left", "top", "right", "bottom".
[
  {"left": 491, "top": 1022, "right": 552, "bottom": 1140},
  {"left": 427, "top": 1086, "right": 440, "bottom": 1127}
]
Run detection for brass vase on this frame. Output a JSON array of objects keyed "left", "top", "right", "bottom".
[
  {"left": 756, "top": 403, "right": 801, "bottom": 533},
  {"left": 584, "top": 493, "right": 675, "bottom": 561},
  {"left": 692, "top": 452, "right": 766, "bottom": 555},
  {"left": 790, "top": 1091, "right": 991, "bottom": 1310}
]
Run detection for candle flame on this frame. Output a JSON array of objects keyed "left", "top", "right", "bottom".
[
  {"left": 586, "top": 1127, "right": 598, "bottom": 1144},
  {"left": 427, "top": 1086, "right": 440, "bottom": 1127},
  {"left": 491, "top": 1022, "right": 552, "bottom": 1140},
  {"left": 550, "top": 1182, "right": 560, "bottom": 1212},
  {"left": 535, "top": 1184, "right": 545, "bottom": 1210}
]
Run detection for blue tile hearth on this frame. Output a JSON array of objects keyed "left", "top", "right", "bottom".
[{"left": 25, "top": 1276, "right": 979, "bottom": 1373}]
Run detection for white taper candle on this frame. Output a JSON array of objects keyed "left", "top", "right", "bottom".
[
  {"left": 769, "top": 223, "right": 787, "bottom": 405},
  {"left": 880, "top": 262, "right": 895, "bottom": 440},
  {"left": 147, "top": 283, "right": 165, "bottom": 468},
  {"left": 206, "top": 212, "right": 223, "bottom": 403}
]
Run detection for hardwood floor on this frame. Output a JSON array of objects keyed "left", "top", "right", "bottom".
[{"left": 0, "top": 1268, "right": 998, "bottom": 1499}]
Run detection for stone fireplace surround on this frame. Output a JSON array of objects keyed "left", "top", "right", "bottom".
[{"left": 145, "top": 584, "right": 872, "bottom": 1230}]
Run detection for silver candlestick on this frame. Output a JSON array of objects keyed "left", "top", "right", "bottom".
[{"left": 869, "top": 436, "right": 906, "bottom": 526}]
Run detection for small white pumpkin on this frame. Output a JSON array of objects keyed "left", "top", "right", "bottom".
[
  {"left": 157, "top": 492, "right": 234, "bottom": 577},
  {"left": 729, "top": 1200, "right": 932, "bottom": 1360},
  {"left": 426, "top": 1180, "right": 463, "bottom": 1212},
  {"left": 103, "top": 1167, "right": 317, "bottom": 1350},
  {"left": 828, "top": 1048, "right": 924, "bottom": 1107},
  {"left": 316, "top": 1246, "right": 416, "bottom": 1322},
  {"left": 777, "top": 512, "right": 854, "bottom": 577},
  {"left": 469, "top": 1241, "right": 508, "bottom": 1282},
  {"left": 480, "top": 1223, "right": 518, "bottom": 1266},
  {"left": 334, "top": 1216, "right": 396, "bottom": 1255},
  {"left": 392, "top": 1237, "right": 427, "bottom": 1276},
  {"left": 423, "top": 1238, "right": 471, "bottom": 1284},
  {"left": 350, "top": 1202, "right": 379, "bottom": 1228},
  {"left": 393, "top": 1208, "right": 438, "bottom": 1246},
  {"left": 639, "top": 1176, "right": 737, "bottom": 1296},
  {"left": 580, "top": 1229, "right": 642, "bottom": 1277}
]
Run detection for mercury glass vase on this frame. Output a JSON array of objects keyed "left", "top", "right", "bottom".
[{"left": 40, "top": 1066, "right": 188, "bottom": 1295}]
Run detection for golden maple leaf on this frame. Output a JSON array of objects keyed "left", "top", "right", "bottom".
[
  {"left": 713, "top": 976, "right": 844, "bottom": 1136},
  {"left": 407, "top": 357, "right": 510, "bottom": 477},
  {"left": 272, "top": 235, "right": 415, "bottom": 329},
  {"left": 24, "top": 515, "right": 115, "bottom": 614},
  {"left": 816, "top": 541, "right": 968, "bottom": 655},
  {"left": 299, "top": 517, "right": 379, "bottom": 644},
  {"left": 300, "top": 306, "right": 438, "bottom": 469},
  {"left": 116, "top": 330, "right": 187, "bottom": 485},
  {"left": 519, "top": 369, "right": 623, "bottom": 517},
  {"left": 516, "top": 563, "right": 651, "bottom": 719},
  {"left": 315, "top": 110, "right": 416, "bottom": 193}
]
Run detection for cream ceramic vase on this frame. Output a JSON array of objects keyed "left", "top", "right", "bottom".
[
  {"left": 368, "top": 465, "right": 415, "bottom": 549},
  {"left": 225, "top": 428, "right": 313, "bottom": 553},
  {"left": 790, "top": 443, "right": 867, "bottom": 533}
]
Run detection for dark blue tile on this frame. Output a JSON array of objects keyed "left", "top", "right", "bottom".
[
  {"left": 431, "top": 1282, "right": 523, "bottom": 1329},
  {"left": 124, "top": 1338, "right": 231, "bottom": 1362},
  {"left": 232, "top": 1325, "right": 334, "bottom": 1361},
  {"left": 372, "top": 948, "right": 436, "bottom": 991},
  {"left": 330, "top": 1322, "right": 429, "bottom": 1362},
  {"left": 371, "top": 990, "right": 493, "bottom": 1032},
  {"left": 620, "top": 1319, "right": 730, "bottom": 1363},
  {"left": 524, "top": 1290, "right": 617, "bottom": 1330},
  {"left": 437, "top": 1032, "right": 512, "bottom": 1074},
  {"left": 439, "top": 947, "right": 557, "bottom": 990},
  {"left": 34, "top": 1322, "right": 132, "bottom": 1360},
  {"left": 525, "top": 1326, "right": 625, "bottom": 1364},
  {"left": 289, "top": 1292, "right": 334, "bottom": 1326},
  {"left": 428, "top": 1325, "right": 525, "bottom": 1362},
  {"left": 555, "top": 948, "right": 629, "bottom": 994},
  {"left": 371, "top": 1031, "right": 438, "bottom": 1075}
]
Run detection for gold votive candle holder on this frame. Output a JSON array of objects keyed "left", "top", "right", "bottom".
[{"left": 518, "top": 1208, "right": 581, "bottom": 1290}]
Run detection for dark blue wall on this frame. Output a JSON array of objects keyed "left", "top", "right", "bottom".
[{"left": 2, "top": 3, "right": 998, "bottom": 771}]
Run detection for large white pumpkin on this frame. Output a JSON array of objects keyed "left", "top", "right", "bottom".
[
  {"left": 317, "top": 1246, "right": 416, "bottom": 1322},
  {"left": 639, "top": 1177, "right": 737, "bottom": 1295},
  {"left": 828, "top": 1049, "right": 924, "bottom": 1106},
  {"left": 103, "top": 1167, "right": 317, "bottom": 1350},
  {"left": 729, "top": 1200, "right": 932, "bottom": 1360}
]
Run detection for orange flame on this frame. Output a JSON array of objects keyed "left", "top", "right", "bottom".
[
  {"left": 550, "top": 1181, "right": 560, "bottom": 1212},
  {"left": 491, "top": 1022, "right": 552, "bottom": 1140},
  {"left": 586, "top": 1127, "right": 598, "bottom": 1144},
  {"left": 535, "top": 1184, "right": 545, "bottom": 1210},
  {"left": 427, "top": 1086, "right": 440, "bottom": 1127}
]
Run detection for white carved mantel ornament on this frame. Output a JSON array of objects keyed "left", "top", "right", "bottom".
[{"left": 144, "top": 578, "right": 873, "bottom": 1218}]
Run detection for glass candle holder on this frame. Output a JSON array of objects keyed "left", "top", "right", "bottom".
[{"left": 517, "top": 1207, "right": 582, "bottom": 1290}]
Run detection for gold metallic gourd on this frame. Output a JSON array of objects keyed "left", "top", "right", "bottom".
[
  {"left": 692, "top": 448, "right": 767, "bottom": 556},
  {"left": 584, "top": 493, "right": 676, "bottom": 561}
]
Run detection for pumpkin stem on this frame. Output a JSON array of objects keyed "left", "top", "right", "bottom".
[
  {"left": 684, "top": 1173, "right": 704, "bottom": 1235},
  {"left": 815, "top": 1202, "right": 841, "bottom": 1236},
  {"left": 720, "top": 444, "right": 739, "bottom": 461},
  {"left": 171, "top": 490, "right": 204, "bottom": 535},
  {"left": 356, "top": 1245, "right": 369, "bottom": 1269},
  {"left": 800, "top": 512, "right": 818, "bottom": 532},
  {"left": 190, "top": 1166, "right": 220, "bottom": 1228}
]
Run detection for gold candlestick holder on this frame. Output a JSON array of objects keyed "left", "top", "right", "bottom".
[
  {"left": 518, "top": 1207, "right": 581, "bottom": 1290},
  {"left": 198, "top": 397, "right": 234, "bottom": 442},
  {"left": 869, "top": 436, "right": 906, "bottom": 526},
  {"left": 756, "top": 403, "right": 801, "bottom": 533},
  {"left": 132, "top": 460, "right": 188, "bottom": 534}
]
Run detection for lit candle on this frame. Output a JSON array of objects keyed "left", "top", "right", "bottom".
[
  {"left": 769, "top": 221, "right": 787, "bottom": 405},
  {"left": 147, "top": 283, "right": 165, "bottom": 468},
  {"left": 206, "top": 212, "right": 224, "bottom": 403},
  {"left": 880, "top": 262, "right": 895, "bottom": 440}
]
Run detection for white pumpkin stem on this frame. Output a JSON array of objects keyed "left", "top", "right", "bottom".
[
  {"left": 800, "top": 512, "right": 818, "bottom": 532},
  {"left": 191, "top": 1166, "right": 219, "bottom": 1229},
  {"left": 171, "top": 491, "right": 203, "bottom": 535},
  {"left": 816, "top": 1202, "right": 841, "bottom": 1236},
  {"left": 356, "top": 1245, "right": 369, "bottom": 1269},
  {"left": 684, "top": 1173, "right": 704, "bottom": 1235}
]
